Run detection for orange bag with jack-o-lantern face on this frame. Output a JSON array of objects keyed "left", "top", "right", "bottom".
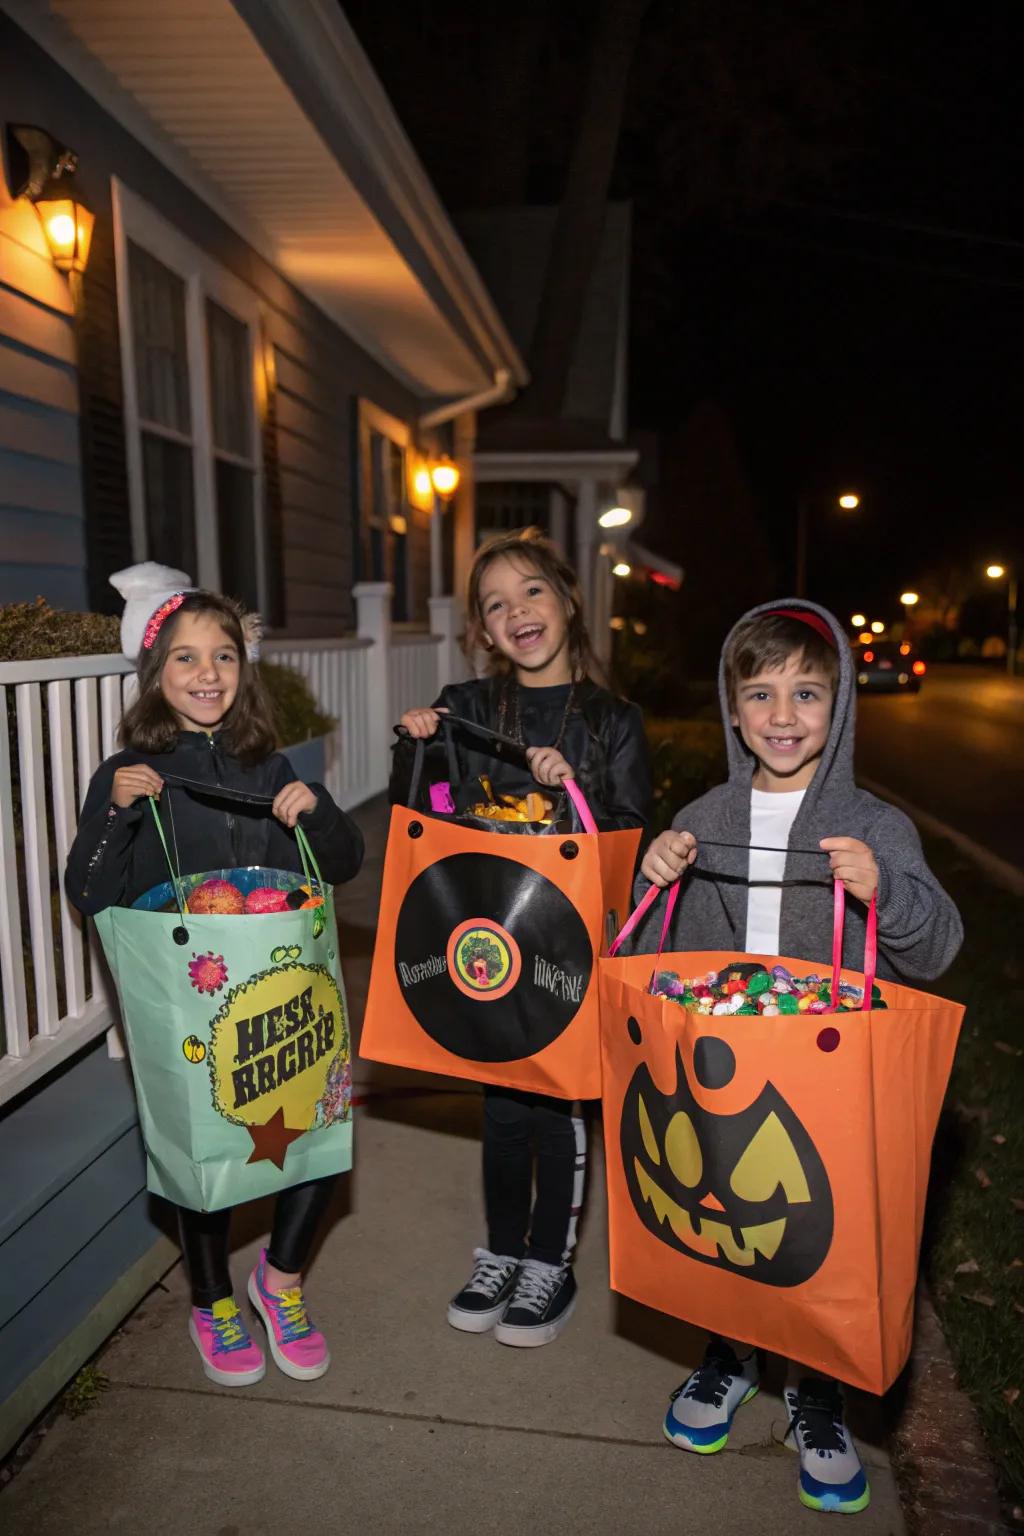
[{"left": 599, "top": 884, "right": 964, "bottom": 1394}]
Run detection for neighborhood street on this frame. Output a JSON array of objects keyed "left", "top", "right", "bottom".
[{"left": 856, "top": 666, "right": 1024, "bottom": 870}]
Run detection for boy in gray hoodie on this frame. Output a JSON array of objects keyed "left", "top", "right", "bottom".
[{"left": 635, "top": 598, "right": 962, "bottom": 1515}]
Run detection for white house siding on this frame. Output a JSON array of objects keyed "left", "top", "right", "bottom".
[{"left": 0, "top": 196, "right": 87, "bottom": 611}]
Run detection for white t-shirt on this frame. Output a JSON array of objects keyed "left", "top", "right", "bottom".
[{"left": 744, "top": 788, "right": 807, "bottom": 955}]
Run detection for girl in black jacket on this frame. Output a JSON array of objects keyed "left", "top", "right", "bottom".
[
  {"left": 66, "top": 576, "right": 363, "bottom": 1389},
  {"left": 396, "top": 527, "right": 650, "bottom": 1346}
]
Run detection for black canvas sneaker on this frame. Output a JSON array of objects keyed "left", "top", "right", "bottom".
[
  {"left": 493, "top": 1258, "right": 577, "bottom": 1347},
  {"left": 447, "top": 1248, "right": 520, "bottom": 1333}
]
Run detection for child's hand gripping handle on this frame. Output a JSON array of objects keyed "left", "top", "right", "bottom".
[
  {"left": 612, "top": 875, "right": 878, "bottom": 1011},
  {"left": 397, "top": 711, "right": 599, "bottom": 833}
]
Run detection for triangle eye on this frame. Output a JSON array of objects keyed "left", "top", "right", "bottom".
[{"left": 729, "top": 1112, "right": 811, "bottom": 1204}]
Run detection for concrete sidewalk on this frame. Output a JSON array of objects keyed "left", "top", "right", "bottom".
[{"left": 3, "top": 801, "right": 906, "bottom": 1535}]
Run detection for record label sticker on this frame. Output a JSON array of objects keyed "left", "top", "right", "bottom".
[{"left": 394, "top": 853, "right": 593, "bottom": 1062}]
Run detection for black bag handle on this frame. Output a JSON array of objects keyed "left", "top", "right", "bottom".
[{"left": 399, "top": 713, "right": 527, "bottom": 810}]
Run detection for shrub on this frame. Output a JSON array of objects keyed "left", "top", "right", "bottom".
[{"left": 645, "top": 717, "right": 727, "bottom": 834}]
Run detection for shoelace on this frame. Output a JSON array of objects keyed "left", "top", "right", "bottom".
[
  {"left": 671, "top": 1346, "right": 740, "bottom": 1409},
  {"left": 465, "top": 1252, "right": 515, "bottom": 1298},
  {"left": 787, "top": 1383, "right": 846, "bottom": 1457},
  {"left": 271, "top": 1287, "right": 313, "bottom": 1342},
  {"left": 509, "top": 1260, "right": 564, "bottom": 1316},
  {"left": 207, "top": 1304, "right": 250, "bottom": 1355}
]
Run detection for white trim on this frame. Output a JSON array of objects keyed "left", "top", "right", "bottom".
[
  {"left": 474, "top": 449, "right": 639, "bottom": 484},
  {"left": 3, "top": 0, "right": 526, "bottom": 395},
  {"left": 112, "top": 179, "right": 266, "bottom": 604}
]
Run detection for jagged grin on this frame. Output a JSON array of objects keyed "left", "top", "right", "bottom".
[{"left": 633, "top": 1158, "right": 786, "bottom": 1267}]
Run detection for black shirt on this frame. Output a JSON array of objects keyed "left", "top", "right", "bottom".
[
  {"left": 390, "top": 677, "right": 651, "bottom": 832},
  {"left": 66, "top": 731, "right": 364, "bottom": 915}
]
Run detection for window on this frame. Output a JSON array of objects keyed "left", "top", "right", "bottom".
[
  {"left": 113, "top": 181, "right": 265, "bottom": 611},
  {"left": 356, "top": 401, "right": 412, "bottom": 622}
]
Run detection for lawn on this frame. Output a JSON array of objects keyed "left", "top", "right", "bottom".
[{"left": 645, "top": 715, "right": 1024, "bottom": 1503}]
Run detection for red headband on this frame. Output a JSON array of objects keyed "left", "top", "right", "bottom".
[
  {"left": 142, "top": 593, "right": 187, "bottom": 650},
  {"left": 766, "top": 608, "right": 837, "bottom": 649}
]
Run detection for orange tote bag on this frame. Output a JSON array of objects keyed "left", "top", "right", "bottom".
[
  {"left": 600, "top": 883, "right": 964, "bottom": 1394},
  {"left": 361, "top": 715, "right": 640, "bottom": 1098}
]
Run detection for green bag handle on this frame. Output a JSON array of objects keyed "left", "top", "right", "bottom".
[{"left": 146, "top": 795, "right": 326, "bottom": 945}]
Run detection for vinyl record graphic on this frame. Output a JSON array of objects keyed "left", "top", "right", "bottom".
[{"left": 394, "top": 852, "right": 593, "bottom": 1062}]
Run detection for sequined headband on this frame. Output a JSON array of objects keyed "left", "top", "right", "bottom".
[{"left": 142, "top": 593, "right": 188, "bottom": 650}]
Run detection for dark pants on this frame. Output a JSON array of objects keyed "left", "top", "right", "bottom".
[
  {"left": 177, "top": 1175, "right": 336, "bottom": 1308},
  {"left": 483, "top": 1087, "right": 586, "bottom": 1267}
]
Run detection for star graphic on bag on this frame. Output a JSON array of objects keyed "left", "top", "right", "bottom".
[{"left": 245, "top": 1107, "right": 308, "bottom": 1170}]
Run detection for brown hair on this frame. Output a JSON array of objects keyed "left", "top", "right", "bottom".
[
  {"left": 464, "top": 526, "right": 596, "bottom": 683},
  {"left": 119, "top": 591, "right": 277, "bottom": 760},
  {"left": 723, "top": 612, "right": 839, "bottom": 709}
]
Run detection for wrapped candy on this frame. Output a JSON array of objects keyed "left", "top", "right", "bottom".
[{"left": 650, "top": 959, "right": 888, "bottom": 1019}]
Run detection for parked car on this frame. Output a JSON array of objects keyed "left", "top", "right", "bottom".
[{"left": 854, "top": 641, "right": 926, "bottom": 693}]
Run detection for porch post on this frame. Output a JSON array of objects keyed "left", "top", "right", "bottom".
[
  {"left": 548, "top": 486, "right": 569, "bottom": 554},
  {"left": 428, "top": 595, "right": 465, "bottom": 691},
  {"left": 575, "top": 477, "right": 597, "bottom": 627},
  {"left": 429, "top": 494, "right": 444, "bottom": 599},
  {"left": 354, "top": 581, "right": 394, "bottom": 791}
]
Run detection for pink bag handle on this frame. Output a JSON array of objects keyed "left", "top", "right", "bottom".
[
  {"left": 563, "top": 776, "right": 599, "bottom": 834},
  {"left": 612, "top": 878, "right": 879, "bottom": 1012},
  {"left": 608, "top": 880, "right": 680, "bottom": 958}
]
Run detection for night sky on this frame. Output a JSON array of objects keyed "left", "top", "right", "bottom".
[{"left": 344, "top": 0, "right": 1023, "bottom": 632}]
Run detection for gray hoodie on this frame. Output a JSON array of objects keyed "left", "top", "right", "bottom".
[{"left": 631, "top": 598, "right": 963, "bottom": 983}]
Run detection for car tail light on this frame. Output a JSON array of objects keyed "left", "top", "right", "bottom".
[
  {"left": 862, "top": 650, "right": 874, "bottom": 663},
  {"left": 912, "top": 660, "right": 926, "bottom": 676}
]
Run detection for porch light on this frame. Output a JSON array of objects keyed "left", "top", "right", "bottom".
[
  {"left": 612, "top": 562, "right": 631, "bottom": 578},
  {"left": 609, "top": 616, "right": 627, "bottom": 630},
  {"left": 870, "top": 621, "right": 885, "bottom": 634},
  {"left": 851, "top": 613, "right": 866, "bottom": 628},
  {"left": 4, "top": 125, "right": 94, "bottom": 274},
  {"left": 900, "top": 591, "right": 919, "bottom": 607},
  {"left": 430, "top": 457, "right": 460, "bottom": 498},
  {"left": 838, "top": 493, "right": 860, "bottom": 510},
  {"left": 599, "top": 505, "right": 632, "bottom": 529}
]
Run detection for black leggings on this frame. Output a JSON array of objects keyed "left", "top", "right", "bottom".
[
  {"left": 483, "top": 1087, "right": 586, "bottom": 1267},
  {"left": 178, "top": 1175, "right": 336, "bottom": 1308}
]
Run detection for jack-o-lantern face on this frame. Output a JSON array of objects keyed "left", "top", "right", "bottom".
[{"left": 621, "top": 1036, "right": 833, "bottom": 1287}]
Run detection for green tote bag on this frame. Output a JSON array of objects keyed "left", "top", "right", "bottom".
[{"left": 95, "top": 790, "right": 353, "bottom": 1211}]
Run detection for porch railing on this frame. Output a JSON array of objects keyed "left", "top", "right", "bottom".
[{"left": 0, "top": 588, "right": 464, "bottom": 1105}]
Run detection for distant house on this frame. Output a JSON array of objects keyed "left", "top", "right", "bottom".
[
  {"left": 458, "top": 203, "right": 680, "bottom": 659},
  {"left": 0, "top": 0, "right": 526, "bottom": 632}
]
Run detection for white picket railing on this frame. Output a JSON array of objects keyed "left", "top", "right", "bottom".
[
  {"left": 389, "top": 627, "right": 443, "bottom": 724},
  {"left": 0, "top": 653, "right": 135, "bottom": 1103},
  {"left": 262, "top": 635, "right": 377, "bottom": 810},
  {"left": 0, "top": 600, "right": 453, "bottom": 1105}
]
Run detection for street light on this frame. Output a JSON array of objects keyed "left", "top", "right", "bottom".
[
  {"left": 985, "top": 563, "right": 1019, "bottom": 677},
  {"left": 851, "top": 612, "right": 866, "bottom": 628},
  {"left": 796, "top": 491, "right": 861, "bottom": 597}
]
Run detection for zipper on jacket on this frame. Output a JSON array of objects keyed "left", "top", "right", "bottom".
[{"left": 206, "top": 734, "right": 239, "bottom": 862}]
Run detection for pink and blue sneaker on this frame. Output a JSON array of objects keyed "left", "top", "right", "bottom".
[
  {"left": 247, "top": 1250, "right": 330, "bottom": 1380},
  {"left": 188, "top": 1297, "right": 266, "bottom": 1386}
]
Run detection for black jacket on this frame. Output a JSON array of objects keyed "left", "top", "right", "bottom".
[
  {"left": 389, "top": 677, "right": 651, "bottom": 833},
  {"left": 66, "top": 732, "right": 364, "bottom": 915}
]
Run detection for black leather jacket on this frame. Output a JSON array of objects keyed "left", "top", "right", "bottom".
[
  {"left": 390, "top": 677, "right": 651, "bottom": 833},
  {"left": 66, "top": 731, "right": 364, "bottom": 914}
]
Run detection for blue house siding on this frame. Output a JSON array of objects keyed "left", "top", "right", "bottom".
[
  {"left": 0, "top": 217, "right": 87, "bottom": 608},
  {"left": 0, "top": 1038, "right": 167, "bottom": 1454}
]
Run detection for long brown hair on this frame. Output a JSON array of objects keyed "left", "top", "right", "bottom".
[
  {"left": 119, "top": 592, "right": 277, "bottom": 760},
  {"left": 464, "top": 526, "right": 596, "bottom": 683}
]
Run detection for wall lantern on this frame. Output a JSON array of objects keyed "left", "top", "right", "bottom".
[
  {"left": 599, "top": 505, "right": 632, "bottom": 529},
  {"left": 430, "top": 456, "right": 460, "bottom": 499},
  {"left": 4, "top": 124, "right": 94, "bottom": 274}
]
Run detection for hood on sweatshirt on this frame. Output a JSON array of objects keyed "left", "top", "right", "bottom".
[{"left": 718, "top": 597, "right": 856, "bottom": 815}]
